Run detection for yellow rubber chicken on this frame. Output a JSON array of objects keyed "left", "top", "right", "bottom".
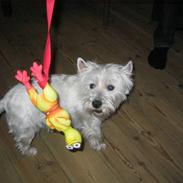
[{"left": 15, "top": 62, "right": 82, "bottom": 151}]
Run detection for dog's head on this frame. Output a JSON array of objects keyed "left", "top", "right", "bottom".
[{"left": 77, "top": 57, "right": 134, "bottom": 119}]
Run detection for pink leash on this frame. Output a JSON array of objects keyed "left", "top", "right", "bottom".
[{"left": 42, "top": 0, "right": 55, "bottom": 78}]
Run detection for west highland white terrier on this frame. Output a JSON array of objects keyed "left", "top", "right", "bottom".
[{"left": 0, "top": 57, "right": 133, "bottom": 155}]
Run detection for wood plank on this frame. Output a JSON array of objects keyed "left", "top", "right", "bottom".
[
  {"left": 0, "top": 59, "right": 71, "bottom": 183},
  {"left": 1, "top": 7, "right": 121, "bottom": 183},
  {"left": 0, "top": 126, "right": 23, "bottom": 183},
  {"left": 109, "top": 4, "right": 183, "bottom": 81},
  {"left": 0, "top": 2, "right": 183, "bottom": 183},
  {"left": 41, "top": 131, "right": 121, "bottom": 183},
  {"left": 24, "top": 22, "right": 124, "bottom": 182},
  {"left": 58, "top": 7, "right": 183, "bottom": 182},
  {"left": 0, "top": 116, "right": 71, "bottom": 183},
  {"left": 0, "top": 6, "right": 75, "bottom": 183},
  {"left": 48, "top": 6, "right": 182, "bottom": 182},
  {"left": 0, "top": 55, "right": 15, "bottom": 95},
  {"left": 11, "top": 10, "right": 150, "bottom": 183}
]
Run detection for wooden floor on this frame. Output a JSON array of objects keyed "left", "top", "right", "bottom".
[{"left": 0, "top": 1, "right": 183, "bottom": 183}]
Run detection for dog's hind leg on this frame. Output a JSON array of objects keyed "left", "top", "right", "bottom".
[
  {"left": 14, "top": 129, "right": 37, "bottom": 156},
  {"left": 6, "top": 115, "right": 38, "bottom": 156}
]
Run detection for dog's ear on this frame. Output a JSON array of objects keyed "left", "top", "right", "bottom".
[
  {"left": 121, "top": 60, "right": 133, "bottom": 75},
  {"left": 120, "top": 61, "right": 134, "bottom": 95},
  {"left": 77, "top": 57, "right": 98, "bottom": 73},
  {"left": 77, "top": 57, "right": 88, "bottom": 73}
]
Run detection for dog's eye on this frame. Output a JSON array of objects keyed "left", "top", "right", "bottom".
[
  {"left": 107, "top": 85, "right": 115, "bottom": 91},
  {"left": 90, "top": 83, "right": 96, "bottom": 89}
]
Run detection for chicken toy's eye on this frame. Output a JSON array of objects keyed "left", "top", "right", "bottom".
[
  {"left": 73, "top": 143, "right": 81, "bottom": 149},
  {"left": 66, "top": 145, "right": 74, "bottom": 151}
]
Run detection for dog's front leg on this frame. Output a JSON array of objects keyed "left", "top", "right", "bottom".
[{"left": 81, "top": 121, "right": 106, "bottom": 151}]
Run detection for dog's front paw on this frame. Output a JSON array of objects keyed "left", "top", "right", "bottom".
[
  {"left": 28, "top": 147, "right": 38, "bottom": 156},
  {"left": 22, "top": 147, "right": 38, "bottom": 156},
  {"left": 89, "top": 138, "right": 106, "bottom": 151}
]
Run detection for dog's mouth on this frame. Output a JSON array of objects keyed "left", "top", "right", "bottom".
[
  {"left": 93, "top": 109, "right": 103, "bottom": 115},
  {"left": 94, "top": 110, "right": 102, "bottom": 113}
]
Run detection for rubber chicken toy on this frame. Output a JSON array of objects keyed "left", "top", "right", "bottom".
[{"left": 15, "top": 62, "right": 82, "bottom": 151}]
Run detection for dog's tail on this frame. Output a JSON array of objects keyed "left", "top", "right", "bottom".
[{"left": 0, "top": 97, "right": 5, "bottom": 114}]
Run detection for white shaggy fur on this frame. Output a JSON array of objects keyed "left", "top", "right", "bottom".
[{"left": 0, "top": 58, "right": 133, "bottom": 155}]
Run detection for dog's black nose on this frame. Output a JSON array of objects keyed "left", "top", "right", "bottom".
[{"left": 92, "top": 100, "right": 102, "bottom": 109}]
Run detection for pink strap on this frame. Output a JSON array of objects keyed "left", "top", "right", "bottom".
[{"left": 42, "top": 0, "right": 55, "bottom": 78}]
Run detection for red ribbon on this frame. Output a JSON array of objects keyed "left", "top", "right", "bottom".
[{"left": 42, "top": 0, "right": 55, "bottom": 78}]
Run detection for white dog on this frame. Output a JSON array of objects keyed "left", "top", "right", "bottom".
[{"left": 0, "top": 57, "right": 133, "bottom": 155}]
